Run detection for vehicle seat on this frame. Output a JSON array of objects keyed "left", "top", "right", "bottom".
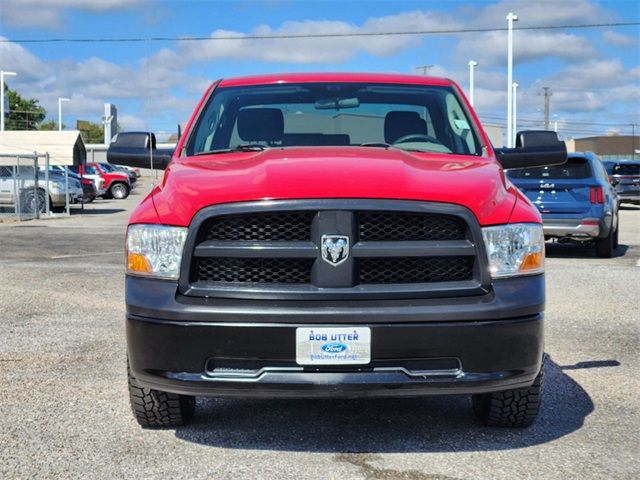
[
  {"left": 237, "top": 108, "right": 284, "bottom": 144},
  {"left": 384, "top": 111, "right": 428, "bottom": 144}
]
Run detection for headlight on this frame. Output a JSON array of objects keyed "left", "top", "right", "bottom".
[
  {"left": 482, "top": 223, "right": 544, "bottom": 278},
  {"left": 126, "top": 224, "right": 188, "bottom": 279},
  {"left": 51, "top": 181, "right": 64, "bottom": 190}
]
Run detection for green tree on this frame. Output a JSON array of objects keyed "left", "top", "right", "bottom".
[
  {"left": 38, "top": 120, "right": 62, "bottom": 131},
  {"left": 78, "top": 121, "right": 104, "bottom": 143},
  {"left": 2, "top": 83, "right": 47, "bottom": 130}
]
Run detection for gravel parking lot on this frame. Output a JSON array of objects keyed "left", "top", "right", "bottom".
[{"left": 1, "top": 182, "right": 638, "bottom": 480}]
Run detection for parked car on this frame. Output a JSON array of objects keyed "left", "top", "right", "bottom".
[
  {"left": 112, "top": 73, "right": 568, "bottom": 428},
  {"left": 80, "top": 177, "right": 98, "bottom": 203},
  {"left": 98, "top": 162, "right": 137, "bottom": 186},
  {"left": 113, "top": 164, "right": 141, "bottom": 178},
  {"left": 603, "top": 159, "right": 640, "bottom": 205},
  {"left": 508, "top": 152, "right": 619, "bottom": 257},
  {"left": 0, "top": 166, "right": 83, "bottom": 214},
  {"left": 39, "top": 165, "right": 106, "bottom": 200},
  {"left": 70, "top": 163, "right": 131, "bottom": 199}
]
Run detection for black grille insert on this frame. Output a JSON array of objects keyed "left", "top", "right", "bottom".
[
  {"left": 203, "top": 211, "right": 314, "bottom": 241},
  {"left": 359, "top": 257, "right": 473, "bottom": 284},
  {"left": 186, "top": 202, "right": 484, "bottom": 298},
  {"left": 196, "top": 257, "right": 313, "bottom": 284},
  {"left": 358, "top": 212, "right": 466, "bottom": 241}
]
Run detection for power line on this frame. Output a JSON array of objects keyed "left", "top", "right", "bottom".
[
  {"left": 1, "top": 21, "right": 638, "bottom": 44},
  {"left": 480, "top": 115, "right": 640, "bottom": 127}
]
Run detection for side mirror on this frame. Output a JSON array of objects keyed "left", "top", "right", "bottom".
[
  {"left": 495, "top": 130, "right": 567, "bottom": 170},
  {"left": 107, "top": 131, "right": 173, "bottom": 171}
]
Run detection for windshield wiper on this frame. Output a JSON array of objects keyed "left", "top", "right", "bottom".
[
  {"left": 194, "top": 144, "right": 269, "bottom": 156},
  {"left": 359, "top": 142, "right": 391, "bottom": 148}
]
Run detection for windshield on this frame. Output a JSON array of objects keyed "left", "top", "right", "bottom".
[{"left": 187, "top": 83, "right": 482, "bottom": 156}]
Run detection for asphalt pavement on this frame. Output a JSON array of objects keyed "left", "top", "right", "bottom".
[{"left": 1, "top": 182, "right": 638, "bottom": 479}]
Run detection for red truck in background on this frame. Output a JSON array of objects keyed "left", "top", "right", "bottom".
[
  {"left": 109, "top": 73, "right": 567, "bottom": 429},
  {"left": 71, "top": 163, "right": 131, "bottom": 199}
]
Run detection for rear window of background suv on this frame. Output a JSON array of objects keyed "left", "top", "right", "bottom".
[
  {"left": 613, "top": 164, "right": 640, "bottom": 176},
  {"left": 508, "top": 157, "right": 592, "bottom": 179}
]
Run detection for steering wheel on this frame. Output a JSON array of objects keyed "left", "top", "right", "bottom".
[{"left": 392, "top": 133, "right": 444, "bottom": 146}]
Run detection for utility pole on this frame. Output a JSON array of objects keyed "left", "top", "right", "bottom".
[
  {"left": 58, "top": 97, "right": 70, "bottom": 132},
  {"left": 631, "top": 123, "right": 637, "bottom": 160},
  {"left": 542, "top": 87, "right": 552, "bottom": 130},
  {"left": 512, "top": 82, "right": 519, "bottom": 146},
  {"left": 506, "top": 12, "right": 518, "bottom": 147},
  {"left": 1, "top": 70, "right": 17, "bottom": 131},
  {"left": 468, "top": 60, "right": 477, "bottom": 107},
  {"left": 416, "top": 65, "right": 434, "bottom": 76}
]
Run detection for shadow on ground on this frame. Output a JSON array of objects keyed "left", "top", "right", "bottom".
[
  {"left": 173, "top": 355, "right": 612, "bottom": 452},
  {"left": 545, "top": 242, "right": 628, "bottom": 259},
  {"left": 70, "top": 207, "right": 126, "bottom": 216}
]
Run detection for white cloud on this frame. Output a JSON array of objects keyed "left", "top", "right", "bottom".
[
  {"left": 602, "top": 30, "right": 636, "bottom": 46},
  {"left": 469, "top": 0, "right": 608, "bottom": 27},
  {"left": 456, "top": 30, "right": 595, "bottom": 67},
  {"left": 1, "top": 0, "right": 144, "bottom": 29},
  {"left": 0, "top": 37, "right": 204, "bottom": 127},
  {"left": 0, "top": 36, "right": 50, "bottom": 79},
  {"left": 181, "top": 11, "right": 460, "bottom": 64},
  {"left": 118, "top": 113, "right": 147, "bottom": 131}
]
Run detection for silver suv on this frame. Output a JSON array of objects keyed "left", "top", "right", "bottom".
[{"left": 0, "top": 166, "right": 83, "bottom": 214}]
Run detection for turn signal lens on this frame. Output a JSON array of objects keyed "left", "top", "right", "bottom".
[
  {"left": 127, "top": 253, "right": 153, "bottom": 274},
  {"left": 520, "top": 251, "right": 544, "bottom": 272}
]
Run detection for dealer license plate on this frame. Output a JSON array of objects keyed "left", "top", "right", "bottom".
[{"left": 296, "top": 327, "right": 371, "bottom": 365}]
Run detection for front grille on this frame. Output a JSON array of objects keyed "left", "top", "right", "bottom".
[
  {"left": 359, "top": 257, "right": 473, "bottom": 284},
  {"left": 359, "top": 212, "right": 466, "bottom": 241},
  {"left": 196, "top": 257, "right": 313, "bottom": 284},
  {"left": 185, "top": 201, "right": 485, "bottom": 299},
  {"left": 203, "top": 212, "right": 313, "bottom": 241}
]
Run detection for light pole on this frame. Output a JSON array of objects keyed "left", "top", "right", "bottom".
[
  {"left": 58, "top": 97, "right": 70, "bottom": 131},
  {"left": 512, "top": 82, "right": 518, "bottom": 146},
  {"left": 416, "top": 65, "right": 434, "bottom": 76},
  {"left": 1, "top": 71, "right": 17, "bottom": 131},
  {"left": 468, "top": 60, "right": 477, "bottom": 107},
  {"left": 506, "top": 12, "right": 518, "bottom": 147}
]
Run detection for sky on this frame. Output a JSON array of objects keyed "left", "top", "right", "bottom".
[{"left": 0, "top": 0, "right": 638, "bottom": 142}]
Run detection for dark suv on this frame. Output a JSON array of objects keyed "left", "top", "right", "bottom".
[
  {"left": 604, "top": 160, "right": 640, "bottom": 205},
  {"left": 508, "top": 152, "right": 619, "bottom": 257}
]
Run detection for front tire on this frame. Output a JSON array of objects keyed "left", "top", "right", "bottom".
[
  {"left": 128, "top": 363, "right": 195, "bottom": 428},
  {"left": 20, "top": 189, "right": 47, "bottom": 214},
  {"left": 110, "top": 182, "right": 129, "bottom": 199},
  {"left": 472, "top": 362, "right": 544, "bottom": 428}
]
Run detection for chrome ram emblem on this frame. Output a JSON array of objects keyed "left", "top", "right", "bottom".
[{"left": 321, "top": 235, "right": 349, "bottom": 267}]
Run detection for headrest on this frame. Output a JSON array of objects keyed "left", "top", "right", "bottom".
[
  {"left": 384, "top": 111, "right": 427, "bottom": 144},
  {"left": 237, "top": 108, "right": 284, "bottom": 143}
]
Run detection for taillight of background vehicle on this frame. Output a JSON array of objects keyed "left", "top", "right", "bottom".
[{"left": 590, "top": 186, "right": 603, "bottom": 204}]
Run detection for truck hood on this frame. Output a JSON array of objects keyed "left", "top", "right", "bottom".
[{"left": 151, "top": 147, "right": 517, "bottom": 226}]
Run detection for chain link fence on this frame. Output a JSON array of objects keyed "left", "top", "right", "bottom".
[{"left": 0, "top": 152, "right": 76, "bottom": 220}]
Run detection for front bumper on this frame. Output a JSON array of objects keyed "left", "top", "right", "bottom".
[
  {"left": 50, "top": 190, "right": 83, "bottom": 206},
  {"left": 127, "top": 274, "right": 545, "bottom": 398}
]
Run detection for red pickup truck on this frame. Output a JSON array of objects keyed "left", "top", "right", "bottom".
[
  {"left": 113, "top": 73, "right": 566, "bottom": 429},
  {"left": 72, "top": 163, "right": 131, "bottom": 199}
]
